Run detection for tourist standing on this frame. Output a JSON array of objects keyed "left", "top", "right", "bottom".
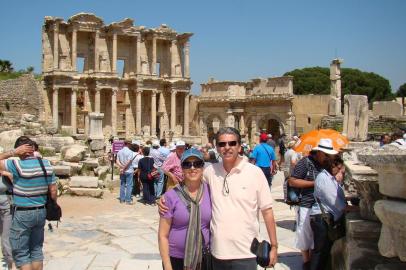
[
  {"left": 116, "top": 141, "right": 137, "bottom": 204},
  {"left": 131, "top": 141, "right": 144, "bottom": 198},
  {"left": 162, "top": 141, "right": 186, "bottom": 191},
  {"left": 151, "top": 140, "right": 166, "bottom": 198},
  {"left": 288, "top": 139, "right": 334, "bottom": 270},
  {"left": 158, "top": 148, "right": 211, "bottom": 270},
  {"left": 310, "top": 155, "right": 346, "bottom": 270},
  {"left": 138, "top": 147, "right": 157, "bottom": 205},
  {"left": 250, "top": 133, "right": 277, "bottom": 189},
  {"left": 0, "top": 136, "right": 57, "bottom": 270},
  {"left": 283, "top": 141, "right": 299, "bottom": 178}
]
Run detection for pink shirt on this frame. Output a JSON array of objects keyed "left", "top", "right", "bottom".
[{"left": 162, "top": 152, "right": 184, "bottom": 182}]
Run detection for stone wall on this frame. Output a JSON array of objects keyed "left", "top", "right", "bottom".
[
  {"left": 321, "top": 115, "right": 406, "bottom": 139},
  {"left": 0, "top": 74, "right": 45, "bottom": 126}
]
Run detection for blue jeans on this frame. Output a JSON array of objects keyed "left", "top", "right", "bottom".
[
  {"left": 154, "top": 168, "right": 164, "bottom": 198},
  {"left": 259, "top": 166, "right": 273, "bottom": 189},
  {"left": 310, "top": 214, "right": 333, "bottom": 270},
  {"left": 9, "top": 207, "right": 46, "bottom": 267},
  {"left": 120, "top": 172, "right": 134, "bottom": 203}
]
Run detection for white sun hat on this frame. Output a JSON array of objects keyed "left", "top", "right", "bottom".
[{"left": 312, "top": 138, "right": 338, "bottom": 155}]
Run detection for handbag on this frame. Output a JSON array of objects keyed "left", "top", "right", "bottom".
[
  {"left": 315, "top": 197, "right": 345, "bottom": 241},
  {"left": 201, "top": 245, "right": 213, "bottom": 270},
  {"left": 37, "top": 158, "right": 62, "bottom": 222}
]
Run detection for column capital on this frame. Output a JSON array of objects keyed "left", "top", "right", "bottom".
[
  {"left": 95, "top": 87, "right": 101, "bottom": 92},
  {"left": 136, "top": 89, "right": 143, "bottom": 93},
  {"left": 151, "top": 90, "right": 158, "bottom": 96},
  {"left": 72, "top": 87, "right": 79, "bottom": 93},
  {"left": 53, "top": 22, "right": 59, "bottom": 31},
  {"left": 171, "top": 89, "right": 178, "bottom": 95},
  {"left": 112, "top": 87, "right": 118, "bottom": 95}
]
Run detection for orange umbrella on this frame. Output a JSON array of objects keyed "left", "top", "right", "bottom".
[{"left": 293, "top": 129, "right": 349, "bottom": 155}]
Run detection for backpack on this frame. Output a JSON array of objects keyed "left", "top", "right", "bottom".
[{"left": 283, "top": 157, "right": 316, "bottom": 206}]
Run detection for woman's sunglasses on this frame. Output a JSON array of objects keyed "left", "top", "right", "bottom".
[
  {"left": 217, "top": 141, "right": 238, "bottom": 147},
  {"left": 181, "top": 160, "right": 205, "bottom": 169}
]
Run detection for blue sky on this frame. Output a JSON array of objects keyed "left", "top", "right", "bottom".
[{"left": 1, "top": 0, "right": 405, "bottom": 94}]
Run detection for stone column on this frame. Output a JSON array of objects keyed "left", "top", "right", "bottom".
[
  {"left": 240, "top": 114, "right": 245, "bottom": 135},
  {"left": 184, "top": 93, "right": 189, "bottom": 136},
  {"left": 52, "top": 87, "right": 59, "bottom": 128},
  {"left": 184, "top": 40, "right": 190, "bottom": 78},
  {"left": 171, "top": 89, "right": 177, "bottom": 131},
  {"left": 111, "top": 88, "right": 118, "bottom": 136},
  {"left": 151, "top": 91, "right": 157, "bottom": 137},
  {"left": 329, "top": 58, "right": 343, "bottom": 116},
  {"left": 95, "top": 87, "right": 101, "bottom": 113},
  {"left": 71, "top": 87, "right": 77, "bottom": 134},
  {"left": 171, "top": 40, "right": 177, "bottom": 77},
  {"left": 94, "top": 30, "right": 99, "bottom": 72},
  {"left": 53, "top": 22, "right": 59, "bottom": 69},
  {"left": 71, "top": 26, "right": 77, "bottom": 71},
  {"left": 250, "top": 116, "right": 258, "bottom": 145},
  {"left": 152, "top": 35, "right": 157, "bottom": 75},
  {"left": 136, "top": 35, "right": 141, "bottom": 74},
  {"left": 112, "top": 32, "right": 117, "bottom": 73},
  {"left": 226, "top": 110, "right": 235, "bottom": 128},
  {"left": 84, "top": 87, "right": 90, "bottom": 135},
  {"left": 136, "top": 90, "right": 142, "bottom": 134}
]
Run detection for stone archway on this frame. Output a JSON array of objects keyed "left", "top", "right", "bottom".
[
  {"left": 258, "top": 114, "right": 285, "bottom": 142},
  {"left": 206, "top": 114, "right": 225, "bottom": 144}
]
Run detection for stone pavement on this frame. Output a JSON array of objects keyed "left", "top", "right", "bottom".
[{"left": 3, "top": 172, "right": 302, "bottom": 270}]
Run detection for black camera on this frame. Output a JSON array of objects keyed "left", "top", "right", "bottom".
[{"left": 250, "top": 238, "right": 271, "bottom": 268}]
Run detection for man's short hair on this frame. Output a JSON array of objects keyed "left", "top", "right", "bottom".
[
  {"left": 215, "top": 127, "right": 241, "bottom": 145},
  {"left": 14, "top": 136, "right": 34, "bottom": 148},
  {"left": 159, "top": 139, "right": 167, "bottom": 147},
  {"left": 143, "top": 146, "right": 150, "bottom": 156}
]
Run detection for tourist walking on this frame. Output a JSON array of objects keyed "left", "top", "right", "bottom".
[
  {"left": 159, "top": 127, "right": 278, "bottom": 269},
  {"left": 0, "top": 136, "right": 57, "bottom": 270},
  {"left": 116, "top": 141, "right": 137, "bottom": 204},
  {"left": 158, "top": 148, "right": 211, "bottom": 270},
  {"left": 138, "top": 147, "right": 157, "bottom": 205},
  {"left": 310, "top": 155, "right": 346, "bottom": 270},
  {"left": 283, "top": 140, "right": 299, "bottom": 178},
  {"left": 288, "top": 138, "right": 334, "bottom": 270},
  {"left": 162, "top": 141, "right": 186, "bottom": 191},
  {"left": 250, "top": 133, "right": 277, "bottom": 189}
]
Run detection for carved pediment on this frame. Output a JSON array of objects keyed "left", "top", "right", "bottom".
[
  {"left": 68, "top": 13, "right": 104, "bottom": 27},
  {"left": 109, "top": 18, "right": 134, "bottom": 29}
]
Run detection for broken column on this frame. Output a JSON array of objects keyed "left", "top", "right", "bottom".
[
  {"left": 89, "top": 112, "right": 105, "bottom": 157},
  {"left": 343, "top": 95, "right": 369, "bottom": 141},
  {"left": 328, "top": 58, "right": 343, "bottom": 116}
]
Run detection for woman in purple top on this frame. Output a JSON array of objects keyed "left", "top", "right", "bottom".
[{"left": 158, "top": 148, "right": 212, "bottom": 270}]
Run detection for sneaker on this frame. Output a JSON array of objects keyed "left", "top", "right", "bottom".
[
  {"left": 135, "top": 194, "right": 140, "bottom": 198},
  {"left": 126, "top": 201, "right": 134, "bottom": 205}
]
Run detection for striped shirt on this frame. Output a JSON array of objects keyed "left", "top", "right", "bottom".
[{"left": 5, "top": 157, "right": 56, "bottom": 207}]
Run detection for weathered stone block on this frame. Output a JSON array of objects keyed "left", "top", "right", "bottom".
[
  {"left": 39, "top": 146, "right": 56, "bottom": 157},
  {"left": 61, "top": 145, "right": 87, "bottom": 162},
  {"left": 89, "top": 139, "right": 104, "bottom": 151},
  {"left": 343, "top": 95, "right": 369, "bottom": 141},
  {"left": 61, "top": 161, "right": 83, "bottom": 176},
  {"left": 33, "top": 136, "right": 74, "bottom": 152},
  {"left": 81, "top": 159, "right": 99, "bottom": 169},
  {"left": 358, "top": 146, "right": 406, "bottom": 199},
  {"left": 21, "top": 113, "right": 37, "bottom": 122},
  {"left": 53, "top": 165, "right": 71, "bottom": 177},
  {"left": 373, "top": 101, "right": 403, "bottom": 117},
  {"left": 0, "top": 129, "right": 24, "bottom": 151},
  {"left": 375, "top": 200, "right": 406, "bottom": 261},
  {"left": 68, "top": 187, "right": 103, "bottom": 198},
  {"left": 69, "top": 176, "right": 99, "bottom": 188}
]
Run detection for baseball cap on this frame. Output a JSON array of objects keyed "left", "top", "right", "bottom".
[
  {"left": 181, "top": 148, "right": 204, "bottom": 163},
  {"left": 260, "top": 133, "right": 268, "bottom": 141},
  {"left": 132, "top": 140, "right": 140, "bottom": 145},
  {"left": 152, "top": 140, "right": 160, "bottom": 147},
  {"left": 176, "top": 140, "right": 186, "bottom": 147}
]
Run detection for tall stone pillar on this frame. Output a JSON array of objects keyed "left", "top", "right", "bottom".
[
  {"left": 71, "top": 87, "right": 77, "bottom": 134},
  {"left": 71, "top": 26, "right": 77, "bottom": 71},
  {"left": 184, "top": 40, "right": 190, "bottom": 78},
  {"left": 226, "top": 110, "right": 235, "bottom": 128},
  {"left": 112, "top": 32, "right": 117, "bottom": 73},
  {"left": 171, "top": 40, "right": 177, "bottom": 77},
  {"left": 184, "top": 93, "right": 190, "bottom": 136},
  {"left": 151, "top": 91, "right": 157, "bottom": 137},
  {"left": 111, "top": 88, "right": 118, "bottom": 136},
  {"left": 286, "top": 110, "right": 296, "bottom": 139},
  {"left": 84, "top": 87, "right": 90, "bottom": 135},
  {"left": 158, "top": 91, "right": 166, "bottom": 138},
  {"left": 95, "top": 88, "right": 101, "bottom": 113},
  {"left": 171, "top": 90, "right": 177, "bottom": 131},
  {"left": 53, "top": 22, "right": 59, "bottom": 69},
  {"left": 240, "top": 114, "right": 245, "bottom": 135},
  {"left": 199, "top": 112, "right": 208, "bottom": 144},
  {"left": 52, "top": 87, "right": 59, "bottom": 129},
  {"left": 329, "top": 58, "right": 343, "bottom": 116},
  {"left": 152, "top": 35, "right": 157, "bottom": 75},
  {"left": 136, "top": 35, "right": 141, "bottom": 74},
  {"left": 136, "top": 90, "right": 142, "bottom": 134},
  {"left": 250, "top": 116, "right": 258, "bottom": 145},
  {"left": 94, "top": 30, "right": 99, "bottom": 72}
]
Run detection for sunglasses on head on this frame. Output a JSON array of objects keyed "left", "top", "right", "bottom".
[
  {"left": 181, "top": 160, "right": 205, "bottom": 169},
  {"left": 217, "top": 141, "right": 238, "bottom": 147}
]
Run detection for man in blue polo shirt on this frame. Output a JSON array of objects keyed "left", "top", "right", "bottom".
[
  {"left": 250, "top": 133, "right": 277, "bottom": 189},
  {"left": 0, "top": 136, "right": 57, "bottom": 270}
]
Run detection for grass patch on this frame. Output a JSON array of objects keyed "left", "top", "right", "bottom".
[{"left": 0, "top": 72, "right": 24, "bottom": 80}]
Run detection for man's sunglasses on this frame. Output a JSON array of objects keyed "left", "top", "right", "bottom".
[
  {"left": 217, "top": 141, "right": 238, "bottom": 147},
  {"left": 181, "top": 160, "right": 205, "bottom": 169}
]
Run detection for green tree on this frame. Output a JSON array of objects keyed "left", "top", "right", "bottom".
[
  {"left": 0, "top": 59, "right": 14, "bottom": 72},
  {"left": 26, "top": 66, "right": 34, "bottom": 73},
  {"left": 397, "top": 83, "right": 406, "bottom": 97},
  {"left": 284, "top": 67, "right": 395, "bottom": 103}
]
